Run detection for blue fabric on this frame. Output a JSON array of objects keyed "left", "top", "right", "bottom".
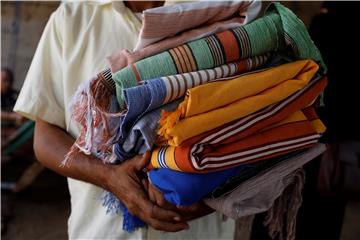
[
  {"left": 114, "top": 99, "right": 181, "bottom": 162},
  {"left": 102, "top": 192, "right": 146, "bottom": 232},
  {"left": 120, "top": 79, "right": 166, "bottom": 139},
  {"left": 148, "top": 166, "right": 247, "bottom": 206}
]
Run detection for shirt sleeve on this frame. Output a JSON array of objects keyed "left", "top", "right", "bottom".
[{"left": 14, "top": 4, "right": 66, "bottom": 129}]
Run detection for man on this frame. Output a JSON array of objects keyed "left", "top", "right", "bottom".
[
  {"left": 14, "top": 1, "right": 235, "bottom": 239},
  {"left": 1, "top": 68, "right": 22, "bottom": 127}
]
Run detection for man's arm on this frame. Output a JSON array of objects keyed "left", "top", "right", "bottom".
[{"left": 34, "top": 118, "right": 189, "bottom": 232}]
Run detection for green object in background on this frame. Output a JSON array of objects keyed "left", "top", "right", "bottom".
[{"left": 2, "top": 120, "right": 35, "bottom": 156}]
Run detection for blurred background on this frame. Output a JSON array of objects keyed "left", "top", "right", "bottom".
[{"left": 1, "top": 1, "right": 359, "bottom": 240}]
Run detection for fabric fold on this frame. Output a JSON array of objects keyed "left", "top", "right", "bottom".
[
  {"left": 119, "top": 54, "right": 270, "bottom": 139},
  {"left": 150, "top": 76, "right": 328, "bottom": 173},
  {"left": 112, "top": 2, "right": 326, "bottom": 107},
  {"left": 158, "top": 60, "right": 319, "bottom": 146},
  {"left": 134, "top": 0, "right": 261, "bottom": 51},
  {"left": 107, "top": 1, "right": 262, "bottom": 72},
  {"left": 113, "top": 100, "right": 181, "bottom": 163},
  {"left": 203, "top": 143, "right": 327, "bottom": 219}
]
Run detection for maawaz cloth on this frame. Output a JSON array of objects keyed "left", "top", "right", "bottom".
[
  {"left": 107, "top": 0, "right": 261, "bottom": 72},
  {"left": 203, "top": 143, "right": 327, "bottom": 218},
  {"left": 150, "top": 76, "right": 328, "bottom": 173},
  {"left": 112, "top": 2, "right": 326, "bottom": 107},
  {"left": 119, "top": 54, "right": 270, "bottom": 139},
  {"left": 158, "top": 60, "right": 319, "bottom": 147}
]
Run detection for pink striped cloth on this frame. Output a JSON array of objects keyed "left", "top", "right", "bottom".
[{"left": 107, "top": 0, "right": 261, "bottom": 72}]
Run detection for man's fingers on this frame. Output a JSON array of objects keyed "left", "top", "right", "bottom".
[
  {"left": 176, "top": 204, "right": 198, "bottom": 211},
  {"left": 148, "top": 218, "right": 189, "bottom": 232},
  {"left": 132, "top": 194, "right": 183, "bottom": 223},
  {"left": 150, "top": 204, "right": 183, "bottom": 222},
  {"left": 149, "top": 183, "right": 177, "bottom": 210},
  {"left": 141, "top": 178, "right": 149, "bottom": 192},
  {"left": 134, "top": 151, "right": 151, "bottom": 171}
]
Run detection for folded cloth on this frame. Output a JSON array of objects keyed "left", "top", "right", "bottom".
[
  {"left": 158, "top": 60, "right": 319, "bottom": 146},
  {"left": 152, "top": 110, "right": 322, "bottom": 173},
  {"left": 120, "top": 54, "right": 270, "bottom": 139},
  {"left": 134, "top": 0, "right": 261, "bottom": 51},
  {"left": 114, "top": 54, "right": 269, "bottom": 162},
  {"left": 113, "top": 100, "right": 182, "bottom": 163},
  {"left": 107, "top": 0, "right": 261, "bottom": 72},
  {"left": 112, "top": 2, "right": 326, "bottom": 106},
  {"left": 148, "top": 165, "right": 245, "bottom": 206},
  {"left": 203, "top": 143, "right": 327, "bottom": 218},
  {"left": 302, "top": 106, "right": 326, "bottom": 133},
  {"left": 208, "top": 150, "right": 307, "bottom": 198},
  {"left": 150, "top": 76, "right": 328, "bottom": 172},
  {"left": 149, "top": 150, "right": 306, "bottom": 206}
]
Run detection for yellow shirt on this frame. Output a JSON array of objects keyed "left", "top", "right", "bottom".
[{"left": 14, "top": 2, "right": 234, "bottom": 239}]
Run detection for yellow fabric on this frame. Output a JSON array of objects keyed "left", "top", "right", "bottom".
[
  {"left": 151, "top": 147, "right": 181, "bottom": 171},
  {"left": 159, "top": 60, "right": 319, "bottom": 146},
  {"left": 260, "top": 111, "right": 307, "bottom": 132},
  {"left": 310, "top": 119, "right": 326, "bottom": 134},
  {"left": 152, "top": 110, "right": 308, "bottom": 168}
]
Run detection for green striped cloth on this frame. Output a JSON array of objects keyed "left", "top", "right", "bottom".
[{"left": 113, "top": 2, "right": 326, "bottom": 107}]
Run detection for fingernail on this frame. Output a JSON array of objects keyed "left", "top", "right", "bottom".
[{"left": 174, "top": 216, "right": 181, "bottom": 221}]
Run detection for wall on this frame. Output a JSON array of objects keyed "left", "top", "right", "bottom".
[{"left": 1, "top": 1, "right": 59, "bottom": 90}]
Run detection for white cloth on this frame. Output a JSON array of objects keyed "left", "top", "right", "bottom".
[{"left": 14, "top": 2, "right": 235, "bottom": 239}]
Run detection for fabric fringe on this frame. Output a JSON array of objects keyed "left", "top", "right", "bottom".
[
  {"left": 263, "top": 168, "right": 305, "bottom": 240},
  {"left": 102, "top": 191, "right": 146, "bottom": 232},
  {"left": 157, "top": 98, "right": 188, "bottom": 142},
  {"left": 63, "top": 73, "right": 125, "bottom": 166}
]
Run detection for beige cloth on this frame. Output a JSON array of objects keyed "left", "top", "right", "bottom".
[
  {"left": 14, "top": 2, "right": 235, "bottom": 239},
  {"left": 204, "top": 143, "right": 327, "bottom": 219}
]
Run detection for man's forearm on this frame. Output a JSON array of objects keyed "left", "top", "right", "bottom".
[
  {"left": 33, "top": 118, "right": 189, "bottom": 232},
  {"left": 34, "top": 118, "right": 109, "bottom": 189}
]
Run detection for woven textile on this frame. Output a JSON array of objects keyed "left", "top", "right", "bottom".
[
  {"left": 113, "top": 100, "right": 181, "bottom": 163},
  {"left": 148, "top": 165, "right": 245, "bottom": 206},
  {"left": 112, "top": 2, "right": 326, "bottom": 106},
  {"left": 158, "top": 60, "right": 319, "bottom": 146},
  {"left": 134, "top": 0, "right": 261, "bottom": 51},
  {"left": 119, "top": 54, "right": 270, "bottom": 139},
  {"left": 208, "top": 150, "right": 306, "bottom": 198},
  {"left": 147, "top": 150, "right": 307, "bottom": 206},
  {"left": 203, "top": 143, "right": 327, "bottom": 218},
  {"left": 107, "top": 1, "right": 261, "bottom": 72},
  {"left": 150, "top": 76, "right": 328, "bottom": 173}
]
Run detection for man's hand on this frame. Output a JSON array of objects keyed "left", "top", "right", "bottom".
[
  {"left": 147, "top": 179, "right": 214, "bottom": 222},
  {"left": 105, "top": 152, "right": 189, "bottom": 232},
  {"left": 34, "top": 119, "right": 189, "bottom": 232}
]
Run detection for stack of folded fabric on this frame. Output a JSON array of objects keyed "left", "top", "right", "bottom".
[{"left": 66, "top": 1, "right": 328, "bottom": 235}]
